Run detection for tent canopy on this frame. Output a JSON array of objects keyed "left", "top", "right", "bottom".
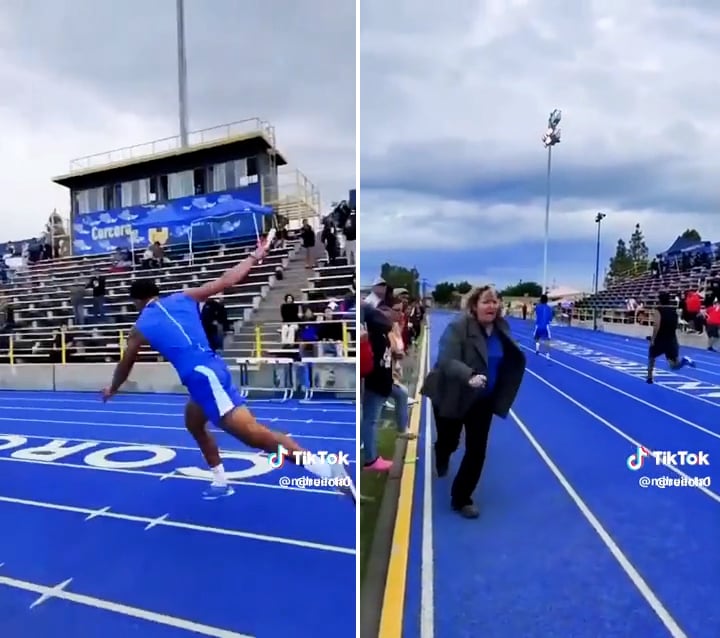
[
  {"left": 661, "top": 236, "right": 709, "bottom": 257},
  {"left": 131, "top": 198, "right": 272, "bottom": 229}
]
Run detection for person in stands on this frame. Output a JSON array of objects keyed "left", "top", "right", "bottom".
[{"left": 705, "top": 298, "right": 720, "bottom": 352}]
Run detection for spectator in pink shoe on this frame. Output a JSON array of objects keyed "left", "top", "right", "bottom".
[{"left": 360, "top": 297, "right": 398, "bottom": 472}]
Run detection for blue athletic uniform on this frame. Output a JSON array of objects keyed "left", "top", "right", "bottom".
[
  {"left": 534, "top": 303, "right": 553, "bottom": 340},
  {"left": 135, "top": 292, "right": 244, "bottom": 425}
]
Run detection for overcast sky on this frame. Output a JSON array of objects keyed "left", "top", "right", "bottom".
[
  {"left": 360, "top": 0, "right": 720, "bottom": 291},
  {"left": 0, "top": 0, "right": 355, "bottom": 241}
]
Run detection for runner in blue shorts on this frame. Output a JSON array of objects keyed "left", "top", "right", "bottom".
[
  {"left": 533, "top": 293, "right": 553, "bottom": 358},
  {"left": 100, "top": 236, "right": 355, "bottom": 503}
]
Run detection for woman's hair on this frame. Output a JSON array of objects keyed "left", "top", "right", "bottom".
[
  {"left": 658, "top": 291, "right": 671, "bottom": 305},
  {"left": 284, "top": 294, "right": 294, "bottom": 303},
  {"left": 463, "top": 285, "right": 494, "bottom": 314}
]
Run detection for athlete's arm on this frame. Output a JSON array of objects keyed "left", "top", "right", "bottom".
[
  {"left": 102, "top": 327, "right": 146, "bottom": 400},
  {"left": 650, "top": 309, "right": 661, "bottom": 343},
  {"left": 185, "top": 233, "right": 273, "bottom": 303}
]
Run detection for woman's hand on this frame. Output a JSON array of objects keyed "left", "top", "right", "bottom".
[{"left": 468, "top": 374, "right": 487, "bottom": 389}]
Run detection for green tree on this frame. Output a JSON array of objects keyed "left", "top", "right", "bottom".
[
  {"left": 456, "top": 280, "right": 472, "bottom": 295},
  {"left": 432, "top": 282, "right": 456, "bottom": 304},
  {"left": 500, "top": 281, "right": 543, "bottom": 297},
  {"left": 606, "top": 238, "right": 634, "bottom": 282},
  {"left": 379, "top": 262, "right": 420, "bottom": 298},
  {"left": 628, "top": 223, "right": 649, "bottom": 269},
  {"left": 680, "top": 228, "right": 702, "bottom": 242}
]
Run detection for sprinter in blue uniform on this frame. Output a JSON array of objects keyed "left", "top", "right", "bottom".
[
  {"left": 101, "top": 236, "right": 355, "bottom": 503},
  {"left": 533, "top": 293, "right": 553, "bottom": 358}
]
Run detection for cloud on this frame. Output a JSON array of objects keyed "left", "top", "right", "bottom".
[
  {"left": 0, "top": 0, "right": 354, "bottom": 240},
  {"left": 360, "top": 0, "right": 720, "bottom": 289}
]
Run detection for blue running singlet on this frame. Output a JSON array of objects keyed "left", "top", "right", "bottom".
[{"left": 135, "top": 292, "right": 244, "bottom": 424}]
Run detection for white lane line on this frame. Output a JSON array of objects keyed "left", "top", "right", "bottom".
[
  {"left": 0, "top": 573, "right": 254, "bottom": 637},
  {"left": 0, "top": 417, "right": 355, "bottom": 440},
  {"left": 84, "top": 506, "right": 111, "bottom": 521},
  {"left": 510, "top": 408, "right": 688, "bottom": 638},
  {"left": 0, "top": 455, "right": 341, "bottom": 497},
  {"left": 29, "top": 577, "right": 73, "bottom": 608},
  {"left": 0, "top": 494, "right": 355, "bottom": 555},
  {"left": 144, "top": 513, "right": 169, "bottom": 530},
  {"left": 0, "top": 405, "right": 353, "bottom": 426}
]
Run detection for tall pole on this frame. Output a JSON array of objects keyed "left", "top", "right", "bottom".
[
  {"left": 593, "top": 212, "right": 605, "bottom": 330},
  {"left": 176, "top": 0, "right": 189, "bottom": 147},
  {"left": 542, "top": 146, "right": 552, "bottom": 294},
  {"left": 541, "top": 109, "right": 562, "bottom": 294}
]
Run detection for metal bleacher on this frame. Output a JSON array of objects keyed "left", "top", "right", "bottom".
[{"left": 1, "top": 236, "right": 292, "bottom": 364}]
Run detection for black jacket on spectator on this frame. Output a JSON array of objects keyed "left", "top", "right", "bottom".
[
  {"left": 363, "top": 303, "right": 393, "bottom": 397},
  {"left": 88, "top": 276, "right": 106, "bottom": 297},
  {"left": 318, "top": 319, "right": 343, "bottom": 342},
  {"left": 200, "top": 299, "right": 229, "bottom": 350},
  {"left": 301, "top": 226, "right": 315, "bottom": 248},
  {"left": 422, "top": 314, "right": 525, "bottom": 419},
  {"left": 280, "top": 302, "right": 299, "bottom": 323}
]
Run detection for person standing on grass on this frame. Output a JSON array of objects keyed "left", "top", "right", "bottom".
[
  {"left": 421, "top": 285, "right": 526, "bottom": 519},
  {"left": 359, "top": 299, "right": 397, "bottom": 472}
]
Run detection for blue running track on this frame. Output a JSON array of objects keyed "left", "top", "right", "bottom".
[
  {"left": 401, "top": 311, "right": 720, "bottom": 638},
  {"left": 0, "top": 391, "right": 356, "bottom": 638}
]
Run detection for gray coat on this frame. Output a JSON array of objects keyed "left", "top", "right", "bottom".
[{"left": 421, "top": 313, "right": 526, "bottom": 419}]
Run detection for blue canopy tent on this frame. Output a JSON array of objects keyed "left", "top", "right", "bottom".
[{"left": 128, "top": 198, "right": 273, "bottom": 265}]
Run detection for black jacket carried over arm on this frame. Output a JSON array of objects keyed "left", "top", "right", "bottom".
[{"left": 421, "top": 313, "right": 526, "bottom": 419}]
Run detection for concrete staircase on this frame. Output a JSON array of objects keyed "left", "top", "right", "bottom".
[{"left": 224, "top": 241, "right": 312, "bottom": 357}]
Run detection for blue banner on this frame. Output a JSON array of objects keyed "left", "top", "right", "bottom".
[{"left": 71, "top": 183, "right": 265, "bottom": 255}]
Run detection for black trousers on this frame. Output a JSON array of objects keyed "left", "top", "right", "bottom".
[{"left": 433, "top": 397, "right": 494, "bottom": 508}]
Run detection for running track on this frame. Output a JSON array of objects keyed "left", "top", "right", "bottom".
[
  {"left": 0, "top": 392, "right": 356, "bottom": 637},
  {"left": 391, "top": 310, "right": 720, "bottom": 638}
]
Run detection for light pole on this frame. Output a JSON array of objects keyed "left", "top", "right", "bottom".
[
  {"left": 176, "top": 0, "right": 189, "bottom": 147},
  {"left": 541, "top": 109, "right": 562, "bottom": 293},
  {"left": 593, "top": 212, "right": 606, "bottom": 330}
]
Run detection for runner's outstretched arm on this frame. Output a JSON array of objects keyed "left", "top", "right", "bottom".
[
  {"left": 185, "top": 231, "right": 274, "bottom": 304},
  {"left": 102, "top": 327, "right": 145, "bottom": 400}
]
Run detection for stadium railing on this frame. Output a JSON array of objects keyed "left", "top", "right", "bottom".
[
  {"left": 0, "top": 357, "right": 355, "bottom": 400},
  {"left": 251, "top": 319, "right": 355, "bottom": 357}
]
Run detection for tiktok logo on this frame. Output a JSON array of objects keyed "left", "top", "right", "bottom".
[
  {"left": 627, "top": 446, "right": 651, "bottom": 471},
  {"left": 267, "top": 445, "right": 289, "bottom": 469}
]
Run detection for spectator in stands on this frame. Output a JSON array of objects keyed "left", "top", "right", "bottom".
[
  {"left": 421, "top": 285, "right": 526, "bottom": 518},
  {"left": 70, "top": 278, "right": 87, "bottom": 325},
  {"left": 88, "top": 274, "right": 107, "bottom": 322},
  {"left": 110, "top": 248, "right": 132, "bottom": 272},
  {"left": 141, "top": 242, "right": 165, "bottom": 269},
  {"left": 321, "top": 218, "right": 339, "bottom": 266},
  {"left": 201, "top": 296, "right": 229, "bottom": 352},
  {"left": 280, "top": 294, "right": 301, "bottom": 345},
  {"left": 318, "top": 305, "right": 344, "bottom": 356},
  {"left": 341, "top": 278, "right": 356, "bottom": 313},
  {"left": 276, "top": 219, "right": 290, "bottom": 249},
  {"left": 684, "top": 288, "right": 703, "bottom": 333},
  {"left": 300, "top": 219, "right": 316, "bottom": 269},
  {"left": 704, "top": 298, "right": 720, "bottom": 351},
  {"left": 360, "top": 299, "right": 396, "bottom": 472},
  {"left": 344, "top": 213, "right": 356, "bottom": 265},
  {"left": 298, "top": 307, "right": 319, "bottom": 357}
]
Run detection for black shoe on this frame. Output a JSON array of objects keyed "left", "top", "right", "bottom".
[
  {"left": 452, "top": 503, "right": 480, "bottom": 518},
  {"left": 646, "top": 377, "right": 653, "bottom": 384}
]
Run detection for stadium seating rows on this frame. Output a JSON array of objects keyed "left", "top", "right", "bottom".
[{"left": 1, "top": 232, "right": 356, "bottom": 363}]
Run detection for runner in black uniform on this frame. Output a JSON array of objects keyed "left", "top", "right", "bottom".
[{"left": 647, "top": 291, "right": 696, "bottom": 384}]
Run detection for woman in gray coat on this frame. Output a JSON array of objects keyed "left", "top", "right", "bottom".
[{"left": 421, "top": 285, "right": 526, "bottom": 518}]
